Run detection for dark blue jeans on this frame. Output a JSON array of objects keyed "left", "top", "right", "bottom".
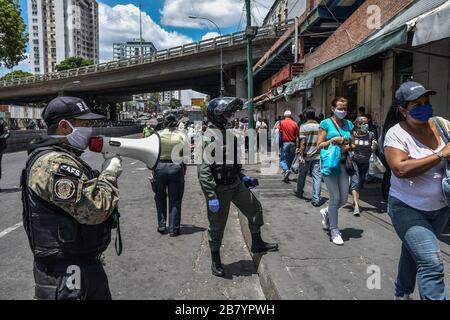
[
  {"left": 153, "top": 162, "right": 185, "bottom": 233},
  {"left": 280, "top": 142, "right": 296, "bottom": 172},
  {"left": 388, "top": 196, "right": 450, "bottom": 300},
  {"left": 296, "top": 159, "right": 322, "bottom": 204}
]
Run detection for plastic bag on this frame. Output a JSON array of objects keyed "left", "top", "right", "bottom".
[
  {"left": 291, "top": 154, "right": 299, "bottom": 174},
  {"left": 320, "top": 143, "right": 341, "bottom": 177},
  {"left": 369, "top": 153, "right": 386, "bottom": 179}
]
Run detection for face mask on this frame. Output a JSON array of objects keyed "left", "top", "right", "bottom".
[
  {"left": 333, "top": 109, "right": 347, "bottom": 119},
  {"left": 359, "top": 124, "right": 369, "bottom": 133},
  {"left": 409, "top": 104, "right": 433, "bottom": 122},
  {"left": 49, "top": 120, "right": 92, "bottom": 150}
]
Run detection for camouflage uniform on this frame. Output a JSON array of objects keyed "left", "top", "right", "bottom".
[
  {"left": 28, "top": 150, "right": 119, "bottom": 224},
  {"left": 22, "top": 139, "right": 120, "bottom": 300}
]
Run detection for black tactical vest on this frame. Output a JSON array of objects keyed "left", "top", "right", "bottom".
[
  {"left": 210, "top": 133, "right": 242, "bottom": 185},
  {"left": 21, "top": 139, "right": 114, "bottom": 261}
]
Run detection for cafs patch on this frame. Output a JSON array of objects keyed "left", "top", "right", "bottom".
[{"left": 52, "top": 174, "right": 79, "bottom": 202}]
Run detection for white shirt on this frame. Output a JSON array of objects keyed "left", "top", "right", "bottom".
[{"left": 384, "top": 123, "right": 446, "bottom": 211}]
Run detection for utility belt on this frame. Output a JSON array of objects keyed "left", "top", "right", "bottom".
[{"left": 211, "top": 164, "right": 241, "bottom": 186}]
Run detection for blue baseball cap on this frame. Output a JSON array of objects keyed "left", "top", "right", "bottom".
[{"left": 395, "top": 81, "right": 436, "bottom": 106}]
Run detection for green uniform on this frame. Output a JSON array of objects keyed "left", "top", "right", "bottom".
[
  {"left": 197, "top": 137, "right": 264, "bottom": 251},
  {"left": 143, "top": 126, "right": 155, "bottom": 138}
]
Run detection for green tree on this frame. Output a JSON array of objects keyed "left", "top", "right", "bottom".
[
  {"left": 170, "top": 98, "right": 181, "bottom": 109},
  {"left": 0, "top": 0, "right": 28, "bottom": 68},
  {"left": 0, "top": 70, "right": 32, "bottom": 81},
  {"left": 55, "top": 57, "right": 94, "bottom": 71}
]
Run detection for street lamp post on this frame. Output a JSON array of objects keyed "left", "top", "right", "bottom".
[
  {"left": 189, "top": 16, "right": 224, "bottom": 97},
  {"left": 59, "top": 81, "right": 81, "bottom": 96},
  {"left": 139, "top": 0, "right": 143, "bottom": 56}
]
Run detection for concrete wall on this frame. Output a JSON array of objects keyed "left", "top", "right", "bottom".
[
  {"left": 4, "top": 126, "right": 142, "bottom": 153},
  {"left": 413, "top": 38, "right": 450, "bottom": 119}
]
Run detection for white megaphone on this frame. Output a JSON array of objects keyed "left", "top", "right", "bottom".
[{"left": 89, "top": 133, "right": 161, "bottom": 169}]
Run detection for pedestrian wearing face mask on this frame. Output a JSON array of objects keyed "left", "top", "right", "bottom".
[
  {"left": 384, "top": 82, "right": 450, "bottom": 300},
  {"left": 317, "top": 97, "right": 356, "bottom": 245},
  {"left": 21, "top": 96, "right": 122, "bottom": 300},
  {"left": 350, "top": 116, "right": 377, "bottom": 216}
]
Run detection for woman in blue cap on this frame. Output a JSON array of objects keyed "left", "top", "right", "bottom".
[{"left": 384, "top": 81, "right": 450, "bottom": 300}]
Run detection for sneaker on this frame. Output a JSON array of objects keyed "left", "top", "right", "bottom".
[
  {"left": 320, "top": 208, "right": 330, "bottom": 231},
  {"left": 157, "top": 226, "right": 167, "bottom": 234},
  {"left": 312, "top": 199, "right": 321, "bottom": 207},
  {"left": 294, "top": 190, "right": 303, "bottom": 198},
  {"left": 353, "top": 207, "right": 360, "bottom": 217},
  {"left": 283, "top": 170, "right": 291, "bottom": 182},
  {"left": 330, "top": 229, "right": 344, "bottom": 246}
]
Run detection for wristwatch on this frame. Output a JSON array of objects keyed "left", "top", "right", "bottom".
[{"left": 434, "top": 150, "right": 445, "bottom": 161}]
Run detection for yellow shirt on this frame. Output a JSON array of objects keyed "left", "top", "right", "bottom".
[{"left": 158, "top": 128, "right": 188, "bottom": 161}]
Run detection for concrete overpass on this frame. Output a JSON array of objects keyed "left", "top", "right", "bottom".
[{"left": 0, "top": 21, "right": 293, "bottom": 104}]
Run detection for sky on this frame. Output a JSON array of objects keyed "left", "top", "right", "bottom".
[{"left": 1, "top": 0, "right": 274, "bottom": 77}]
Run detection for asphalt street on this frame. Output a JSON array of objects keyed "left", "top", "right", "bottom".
[{"left": 0, "top": 146, "right": 264, "bottom": 300}]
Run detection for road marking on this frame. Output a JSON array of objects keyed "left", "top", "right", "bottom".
[
  {"left": 130, "top": 161, "right": 138, "bottom": 165},
  {"left": 0, "top": 222, "right": 23, "bottom": 239}
]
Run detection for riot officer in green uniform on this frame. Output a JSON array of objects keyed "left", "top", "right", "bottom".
[{"left": 198, "top": 97, "right": 278, "bottom": 277}]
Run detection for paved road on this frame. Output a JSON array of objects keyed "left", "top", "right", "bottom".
[{"left": 0, "top": 147, "right": 264, "bottom": 300}]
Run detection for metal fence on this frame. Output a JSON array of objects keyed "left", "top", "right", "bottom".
[{"left": 0, "top": 20, "right": 294, "bottom": 88}]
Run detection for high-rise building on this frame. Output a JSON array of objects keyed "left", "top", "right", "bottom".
[
  {"left": 113, "top": 39, "right": 157, "bottom": 60},
  {"left": 28, "top": 0, "right": 99, "bottom": 74},
  {"left": 159, "top": 91, "right": 181, "bottom": 103}
]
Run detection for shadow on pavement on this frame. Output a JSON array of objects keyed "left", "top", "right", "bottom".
[
  {"left": 340, "top": 228, "right": 364, "bottom": 242},
  {"left": 357, "top": 182, "right": 388, "bottom": 213},
  {"left": 223, "top": 260, "right": 258, "bottom": 279},
  {"left": 180, "top": 224, "right": 207, "bottom": 236},
  {"left": 439, "top": 225, "right": 450, "bottom": 245},
  {"left": 0, "top": 187, "right": 21, "bottom": 194}
]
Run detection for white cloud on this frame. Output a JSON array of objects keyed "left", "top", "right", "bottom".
[
  {"left": 98, "top": 3, "right": 193, "bottom": 62},
  {"left": 201, "top": 32, "right": 221, "bottom": 41},
  {"left": 160, "top": 0, "right": 273, "bottom": 29},
  {"left": 0, "top": 53, "right": 31, "bottom": 77}
]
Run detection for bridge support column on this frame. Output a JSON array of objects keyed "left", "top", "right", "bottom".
[{"left": 235, "top": 66, "right": 247, "bottom": 99}]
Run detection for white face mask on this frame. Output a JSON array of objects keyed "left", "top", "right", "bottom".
[
  {"left": 49, "top": 120, "right": 93, "bottom": 150},
  {"left": 333, "top": 109, "right": 347, "bottom": 119}
]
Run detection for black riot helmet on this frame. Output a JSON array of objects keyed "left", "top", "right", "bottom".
[
  {"left": 207, "top": 97, "right": 243, "bottom": 129},
  {"left": 164, "top": 113, "right": 178, "bottom": 128}
]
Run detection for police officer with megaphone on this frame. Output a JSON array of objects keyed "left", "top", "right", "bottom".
[
  {"left": 21, "top": 96, "right": 122, "bottom": 300},
  {"left": 198, "top": 97, "right": 278, "bottom": 277}
]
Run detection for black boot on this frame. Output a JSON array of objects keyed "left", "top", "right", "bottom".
[
  {"left": 211, "top": 250, "right": 225, "bottom": 277},
  {"left": 251, "top": 232, "right": 279, "bottom": 253}
]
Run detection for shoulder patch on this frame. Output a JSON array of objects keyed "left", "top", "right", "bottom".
[
  {"left": 52, "top": 173, "right": 80, "bottom": 203},
  {"left": 58, "top": 164, "right": 82, "bottom": 178}
]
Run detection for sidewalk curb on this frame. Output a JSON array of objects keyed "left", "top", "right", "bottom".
[{"left": 236, "top": 207, "right": 285, "bottom": 300}]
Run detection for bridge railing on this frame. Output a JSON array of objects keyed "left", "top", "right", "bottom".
[{"left": 0, "top": 19, "right": 294, "bottom": 88}]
